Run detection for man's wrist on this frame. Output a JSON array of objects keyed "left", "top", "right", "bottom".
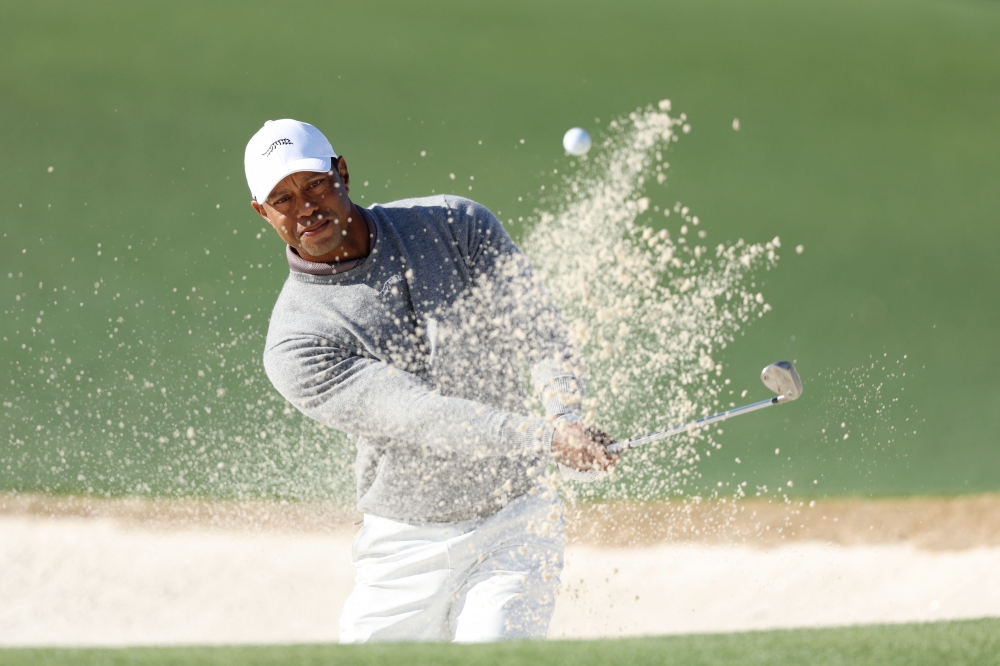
[{"left": 499, "top": 414, "right": 552, "bottom": 456}]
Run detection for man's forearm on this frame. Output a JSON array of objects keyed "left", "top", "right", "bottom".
[{"left": 265, "top": 338, "right": 554, "bottom": 457}]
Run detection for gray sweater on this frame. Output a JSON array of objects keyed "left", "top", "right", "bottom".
[{"left": 263, "top": 195, "right": 585, "bottom": 522}]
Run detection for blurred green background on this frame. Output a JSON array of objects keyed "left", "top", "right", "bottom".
[{"left": 1, "top": 0, "right": 998, "bottom": 500}]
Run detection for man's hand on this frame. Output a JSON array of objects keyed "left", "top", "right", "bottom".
[{"left": 552, "top": 420, "right": 619, "bottom": 473}]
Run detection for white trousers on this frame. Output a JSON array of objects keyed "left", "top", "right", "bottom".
[{"left": 339, "top": 489, "right": 565, "bottom": 643}]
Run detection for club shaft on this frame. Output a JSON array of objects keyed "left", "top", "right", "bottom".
[{"left": 607, "top": 397, "right": 779, "bottom": 454}]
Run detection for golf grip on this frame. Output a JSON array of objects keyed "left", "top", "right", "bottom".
[{"left": 606, "top": 396, "right": 779, "bottom": 454}]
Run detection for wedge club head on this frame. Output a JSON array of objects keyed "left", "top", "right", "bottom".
[{"left": 760, "top": 361, "right": 803, "bottom": 402}]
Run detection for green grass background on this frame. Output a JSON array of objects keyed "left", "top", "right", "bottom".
[
  {"left": 2, "top": 0, "right": 999, "bottom": 499},
  {"left": 4, "top": 619, "right": 999, "bottom": 666}
]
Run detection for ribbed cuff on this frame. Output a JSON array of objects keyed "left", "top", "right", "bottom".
[
  {"left": 499, "top": 414, "right": 553, "bottom": 456},
  {"left": 540, "top": 375, "right": 585, "bottom": 416}
]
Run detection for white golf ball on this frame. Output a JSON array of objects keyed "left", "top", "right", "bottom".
[{"left": 562, "top": 127, "right": 592, "bottom": 156}]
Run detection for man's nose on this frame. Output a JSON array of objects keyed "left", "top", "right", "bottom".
[{"left": 295, "top": 197, "right": 315, "bottom": 218}]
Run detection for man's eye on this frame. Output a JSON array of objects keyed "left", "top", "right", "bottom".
[
  {"left": 309, "top": 179, "right": 324, "bottom": 189},
  {"left": 273, "top": 196, "right": 290, "bottom": 205}
]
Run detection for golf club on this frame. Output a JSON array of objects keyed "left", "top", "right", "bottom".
[{"left": 606, "top": 361, "right": 803, "bottom": 454}]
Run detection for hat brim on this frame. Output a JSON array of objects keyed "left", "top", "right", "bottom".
[{"left": 253, "top": 156, "right": 333, "bottom": 203}]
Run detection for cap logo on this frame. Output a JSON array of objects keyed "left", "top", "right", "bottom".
[{"left": 262, "top": 138, "right": 293, "bottom": 158}]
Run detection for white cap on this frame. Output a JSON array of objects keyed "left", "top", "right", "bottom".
[{"left": 244, "top": 119, "right": 337, "bottom": 203}]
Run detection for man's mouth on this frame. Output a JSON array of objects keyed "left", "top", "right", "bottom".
[{"left": 299, "top": 218, "right": 332, "bottom": 239}]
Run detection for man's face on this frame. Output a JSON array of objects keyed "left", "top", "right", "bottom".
[{"left": 251, "top": 157, "right": 354, "bottom": 260}]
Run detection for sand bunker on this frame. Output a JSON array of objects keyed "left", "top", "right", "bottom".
[{"left": 1, "top": 493, "right": 998, "bottom": 646}]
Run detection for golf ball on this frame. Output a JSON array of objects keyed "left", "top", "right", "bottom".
[{"left": 562, "top": 127, "right": 592, "bottom": 156}]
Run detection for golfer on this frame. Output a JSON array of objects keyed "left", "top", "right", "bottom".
[{"left": 244, "top": 119, "right": 616, "bottom": 642}]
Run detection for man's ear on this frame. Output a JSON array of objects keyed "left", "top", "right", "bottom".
[
  {"left": 251, "top": 200, "right": 269, "bottom": 220},
  {"left": 337, "top": 156, "right": 350, "bottom": 193}
]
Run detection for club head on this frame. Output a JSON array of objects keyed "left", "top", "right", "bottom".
[{"left": 760, "top": 361, "right": 803, "bottom": 401}]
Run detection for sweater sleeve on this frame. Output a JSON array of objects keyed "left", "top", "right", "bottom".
[
  {"left": 449, "top": 198, "right": 587, "bottom": 419},
  {"left": 263, "top": 334, "right": 554, "bottom": 457}
]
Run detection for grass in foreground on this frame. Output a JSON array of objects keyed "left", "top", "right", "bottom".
[{"left": 4, "top": 618, "right": 999, "bottom": 666}]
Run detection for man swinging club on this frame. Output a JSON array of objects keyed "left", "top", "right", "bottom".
[{"left": 244, "top": 119, "right": 616, "bottom": 642}]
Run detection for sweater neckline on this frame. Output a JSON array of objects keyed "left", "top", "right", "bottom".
[{"left": 286, "top": 205, "right": 379, "bottom": 280}]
